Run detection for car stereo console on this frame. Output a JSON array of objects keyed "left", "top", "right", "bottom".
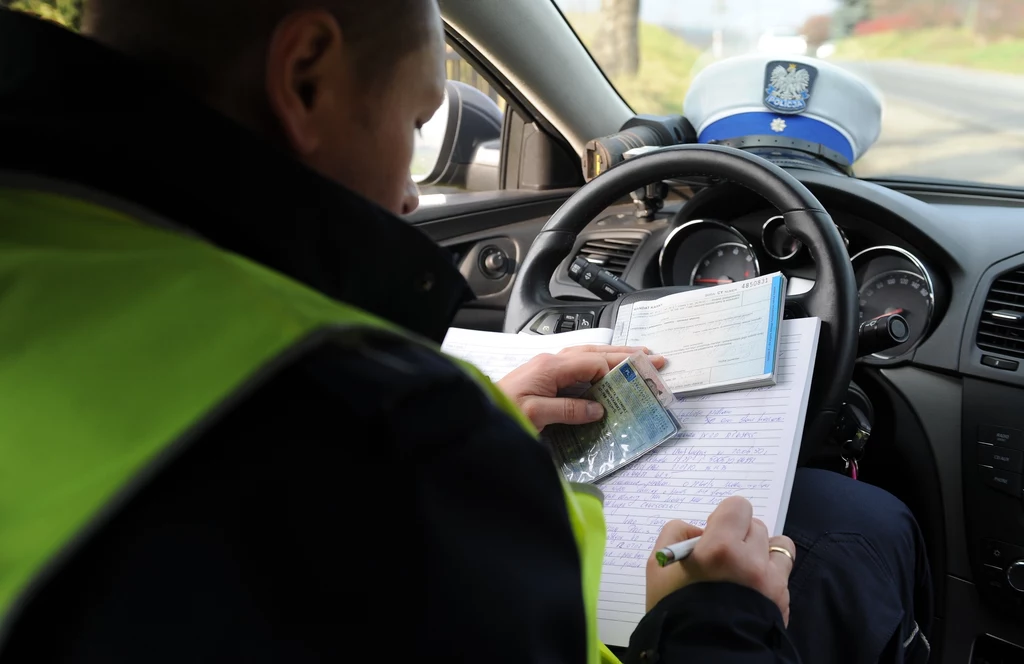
[{"left": 962, "top": 377, "right": 1024, "bottom": 619}]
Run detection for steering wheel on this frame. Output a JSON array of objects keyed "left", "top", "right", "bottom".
[{"left": 504, "top": 144, "right": 857, "bottom": 463}]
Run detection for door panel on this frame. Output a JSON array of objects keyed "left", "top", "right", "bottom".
[{"left": 409, "top": 190, "right": 574, "bottom": 331}]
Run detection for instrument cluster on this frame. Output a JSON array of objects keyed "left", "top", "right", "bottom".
[{"left": 658, "top": 216, "right": 938, "bottom": 360}]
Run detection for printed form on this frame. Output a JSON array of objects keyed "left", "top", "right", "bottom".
[
  {"left": 612, "top": 275, "right": 785, "bottom": 394},
  {"left": 595, "top": 317, "right": 821, "bottom": 647}
]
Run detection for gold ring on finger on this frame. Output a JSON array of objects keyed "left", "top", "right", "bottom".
[{"left": 769, "top": 546, "right": 794, "bottom": 561}]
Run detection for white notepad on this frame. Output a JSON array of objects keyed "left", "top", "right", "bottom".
[
  {"left": 439, "top": 326, "right": 614, "bottom": 382},
  {"left": 594, "top": 317, "right": 821, "bottom": 647}
]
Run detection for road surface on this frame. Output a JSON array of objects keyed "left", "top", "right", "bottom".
[{"left": 839, "top": 60, "right": 1024, "bottom": 187}]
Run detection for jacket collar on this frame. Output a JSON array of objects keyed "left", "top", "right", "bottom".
[{"left": 0, "top": 10, "right": 472, "bottom": 343}]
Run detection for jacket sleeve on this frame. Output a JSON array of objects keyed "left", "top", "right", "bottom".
[
  {"left": 304, "top": 338, "right": 591, "bottom": 663},
  {"left": 624, "top": 582, "right": 802, "bottom": 664}
]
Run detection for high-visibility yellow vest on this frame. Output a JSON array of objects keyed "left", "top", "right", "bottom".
[{"left": 0, "top": 188, "right": 620, "bottom": 663}]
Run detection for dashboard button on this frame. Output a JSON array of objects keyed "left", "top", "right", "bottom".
[
  {"left": 979, "top": 425, "right": 1024, "bottom": 450},
  {"left": 982, "top": 354, "right": 1019, "bottom": 371},
  {"left": 979, "top": 443, "right": 1024, "bottom": 473},
  {"left": 980, "top": 465, "right": 1023, "bottom": 497},
  {"left": 533, "top": 312, "right": 562, "bottom": 335},
  {"left": 982, "top": 539, "right": 1024, "bottom": 567},
  {"left": 980, "top": 564, "right": 1008, "bottom": 591},
  {"left": 579, "top": 313, "right": 595, "bottom": 329}
]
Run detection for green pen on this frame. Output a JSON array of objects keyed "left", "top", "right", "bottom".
[{"left": 654, "top": 536, "right": 702, "bottom": 566}]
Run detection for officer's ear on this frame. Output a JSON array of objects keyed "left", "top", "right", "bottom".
[{"left": 264, "top": 10, "right": 351, "bottom": 157}]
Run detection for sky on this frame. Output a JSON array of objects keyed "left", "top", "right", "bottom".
[{"left": 555, "top": 0, "right": 840, "bottom": 32}]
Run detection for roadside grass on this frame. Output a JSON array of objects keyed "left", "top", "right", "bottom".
[
  {"left": 836, "top": 27, "right": 1024, "bottom": 74},
  {"left": 566, "top": 12, "right": 702, "bottom": 115}
]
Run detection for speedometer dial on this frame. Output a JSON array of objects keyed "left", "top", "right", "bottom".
[
  {"left": 858, "top": 269, "right": 931, "bottom": 358},
  {"left": 691, "top": 242, "right": 758, "bottom": 286}
]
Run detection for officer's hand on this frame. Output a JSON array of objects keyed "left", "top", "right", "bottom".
[
  {"left": 645, "top": 496, "right": 795, "bottom": 624},
  {"left": 496, "top": 346, "right": 665, "bottom": 431}
]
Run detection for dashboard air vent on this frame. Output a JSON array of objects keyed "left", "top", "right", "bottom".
[
  {"left": 977, "top": 267, "right": 1024, "bottom": 359},
  {"left": 575, "top": 237, "right": 643, "bottom": 277}
]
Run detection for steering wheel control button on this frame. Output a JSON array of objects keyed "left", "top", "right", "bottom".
[
  {"left": 979, "top": 465, "right": 1023, "bottom": 497},
  {"left": 579, "top": 313, "right": 595, "bottom": 329},
  {"left": 568, "top": 256, "right": 637, "bottom": 302},
  {"left": 979, "top": 425, "right": 1024, "bottom": 450},
  {"left": 532, "top": 312, "right": 562, "bottom": 335},
  {"left": 856, "top": 312, "right": 910, "bottom": 358},
  {"left": 560, "top": 313, "right": 579, "bottom": 333},
  {"left": 1008, "top": 561, "right": 1024, "bottom": 593},
  {"left": 978, "top": 444, "right": 1024, "bottom": 473},
  {"left": 982, "top": 354, "right": 1020, "bottom": 372}
]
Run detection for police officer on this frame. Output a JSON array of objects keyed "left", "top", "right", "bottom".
[{"left": 0, "top": 4, "right": 928, "bottom": 664}]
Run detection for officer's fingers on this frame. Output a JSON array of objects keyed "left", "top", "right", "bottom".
[
  {"left": 651, "top": 519, "right": 705, "bottom": 552},
  {"left": 745, "top": 517, "right": 770, "bottom": 550},
  {"left": 519, "top": 396, "right": 604, "bottom": 429},
  {"left": 767, "top": 535, "right": 796, "bottom": 578},
  {"left": 539, "top": 353, "right": 621, "bottom": 389},
  {"left": 702, "top": 495, "right": 754, "bottom": 543},
  {"left": 646, "top": 520, "right": 703, "bottom": 612}
]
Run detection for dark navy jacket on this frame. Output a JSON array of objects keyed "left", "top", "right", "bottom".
[{"left": 0, "top": 11, "right": 798, "bottom": 663}]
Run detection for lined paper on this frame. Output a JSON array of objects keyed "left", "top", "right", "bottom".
[
  {"left": 440, "top": 327, "right": 613, "bottom": 382},
  {"left": 595, "top": 317, "right": 821, "bottom": 647}
]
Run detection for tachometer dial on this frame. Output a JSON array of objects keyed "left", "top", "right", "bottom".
[
  {"left": 858, "top": 269, "right": 931, "bottom": 358},
  {"left": 691, "top": 242, "right": 759, "bottom": 286}
]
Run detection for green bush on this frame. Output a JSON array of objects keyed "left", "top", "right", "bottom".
[
  {"left": 836, "top": 27, "right": 1024, "bottom": 74},
  {"left": 568, "top": 13, "right": 702, "bottom": 116}
]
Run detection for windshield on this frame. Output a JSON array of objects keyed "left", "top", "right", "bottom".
[{"left": 556, "top": 0, "right": 1024, "bottom": 187}]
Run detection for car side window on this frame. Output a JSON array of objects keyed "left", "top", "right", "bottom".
[{"left": 414, "top": 45, "right": 507, "bottom": 197}]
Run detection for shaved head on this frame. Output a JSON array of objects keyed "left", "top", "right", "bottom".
[
  {"left": 80, "top": 0, "right": 447, "bottom": 216},
  {"left": 82, "top": 1, "right": 436, "bottom": 102}
]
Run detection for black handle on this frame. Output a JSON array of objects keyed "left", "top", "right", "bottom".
[
  {"left": 857, "top": 313, "right": 910, "bottom": 357},
  {"left": 568, "top": 256, "right": 637, "bottom": 301}
]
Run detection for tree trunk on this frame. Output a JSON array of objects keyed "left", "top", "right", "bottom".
[{"left": 592, "top": 0, "right": 640, "bottom": 78}]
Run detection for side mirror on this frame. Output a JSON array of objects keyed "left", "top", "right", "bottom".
[{"left": 412, "top": 80, "right": 503, "bottom": 191}]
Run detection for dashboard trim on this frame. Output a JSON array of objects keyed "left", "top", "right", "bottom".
[
  {"left": 658, "top": 218, "right": 760, "bottom": 287},
  {"left": 958, "top": 250, "right": 1024, "bottom": 386},
  {"left": 761, "top": 214, "right": 802, "bottom": 261},
  {"left": 851, "top": 245, "right": 936, "bottom": 361}
]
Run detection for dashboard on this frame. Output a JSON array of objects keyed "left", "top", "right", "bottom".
[
  {"left": 656, "top": 212, "right": 940, "bottom": 362},
  {"left": 551, "top": 172, "right": 956, "bottom": 371}
]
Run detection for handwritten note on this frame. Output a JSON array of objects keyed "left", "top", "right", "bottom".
[
  {"left": 440, "top": 327, "right": 614, "bottom": 383},
  {"left": 595, "top": 317, "right": 821, "bottom": 647}
]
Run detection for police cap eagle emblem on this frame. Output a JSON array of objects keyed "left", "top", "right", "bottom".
[{"left": 763, "top": 61, "right": 817, "bottom": 114}]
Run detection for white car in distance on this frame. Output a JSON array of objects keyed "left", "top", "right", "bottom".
[{"left": 756, "top": 26, "right": 808, "bottom": 56}]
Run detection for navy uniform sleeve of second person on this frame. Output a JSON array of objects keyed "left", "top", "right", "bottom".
[{"left": 623, "top": 583, "right": 802, "bottom": 663}]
